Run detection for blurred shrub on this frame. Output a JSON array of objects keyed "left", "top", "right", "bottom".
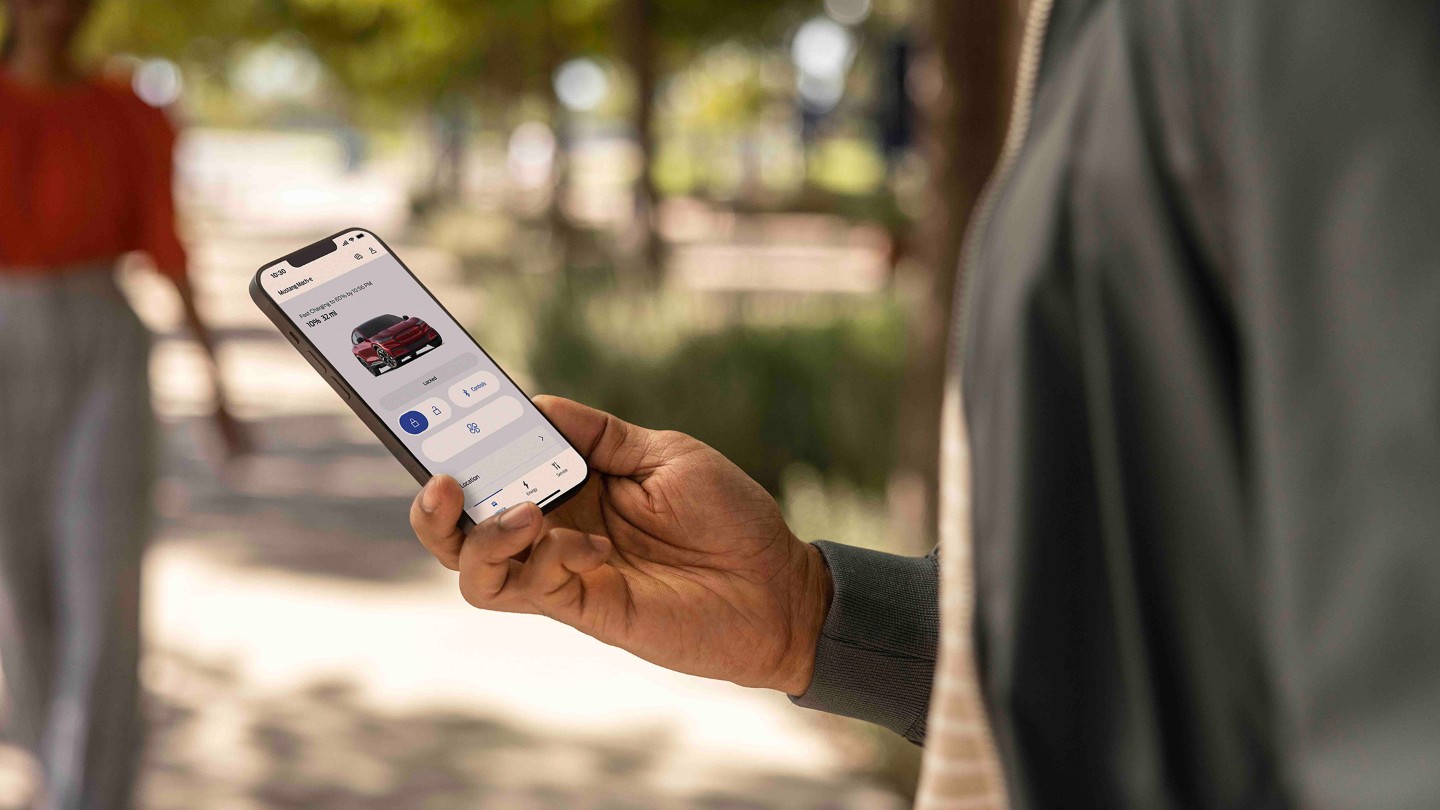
[
  {"left": 528, "top": 283, "right": 905, "bottom": 496},
  {"left": 780, "top": 463, "right": 889, "bottom": 550}
]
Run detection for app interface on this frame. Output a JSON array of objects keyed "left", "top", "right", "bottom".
[{"left": 260, "top": 232, "right": 585, "bottom": 522}]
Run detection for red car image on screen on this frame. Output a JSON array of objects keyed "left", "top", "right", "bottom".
[{"left": 351, "top": 314, "right": 442, "bottom": 376}]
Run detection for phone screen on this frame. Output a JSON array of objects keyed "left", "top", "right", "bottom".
[{"left": 255, "top": 229, "right": 587, "bottom": 523}]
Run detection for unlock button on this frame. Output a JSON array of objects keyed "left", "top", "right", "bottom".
[{"left": 397, "top": 397, "right": 452, "bottom": 435}]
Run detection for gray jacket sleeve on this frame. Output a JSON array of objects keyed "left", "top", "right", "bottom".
[{"left": 788, "top": 541, "right": 939, "bottom": 745}]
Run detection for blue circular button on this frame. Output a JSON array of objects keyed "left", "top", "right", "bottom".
[{"left": 399, "top": 410, "right": 429, "bottom": 434}]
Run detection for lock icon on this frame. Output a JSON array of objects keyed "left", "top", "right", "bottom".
[
  {"left": 398, "top": 410, "right": 429, "bottom": 435},
  {"left": 431, "top": 405, "right": 442, "bottom": 416}
]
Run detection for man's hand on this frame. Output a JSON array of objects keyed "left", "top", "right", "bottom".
[{"left": 410, "top": 396, "right": 833, "bottom": 695}]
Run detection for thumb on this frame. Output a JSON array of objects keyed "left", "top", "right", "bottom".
[{"left": 533, "top": 396, "right": 664, "bottom": 479}]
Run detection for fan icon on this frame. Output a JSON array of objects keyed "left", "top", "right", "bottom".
[{"left": 467, "top": 422, "right": 480, "bottom": 434}]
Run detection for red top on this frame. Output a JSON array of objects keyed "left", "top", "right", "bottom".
[{"left": 0, "top": 71, "right": 187, "bottom": 278}]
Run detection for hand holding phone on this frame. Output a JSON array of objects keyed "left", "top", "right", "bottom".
[
  {"left": 254, "top": 227, "right": 833, "bottom": 697},
  {"left": 250, "top": 228, "right": 588, "bottom": 525},
  {"left": 411, "top": 395, "right": 835, "bottom": 697}
]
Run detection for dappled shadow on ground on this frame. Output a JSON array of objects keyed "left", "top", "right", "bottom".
[
  {"left": 154, "top": 411, "right": 433, "bottom": 583},
  {"left": 142, "top": 650, "right": 902, "bottom": 810}
]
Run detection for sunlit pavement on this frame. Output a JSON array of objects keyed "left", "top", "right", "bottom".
[{"left": 100, "top": 154, "right": 906, "bottom": 809}]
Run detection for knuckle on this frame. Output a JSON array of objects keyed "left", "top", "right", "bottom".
[
  {"left": 654, "top": 429, "right": 700, "bottom": 456},
  {"left": 457, "top": 573, "right": 496, "bottom": 609},
  {"left": 422, "top": 529, "right": 460, "bottom": 558},
  {"left": 457, "top": 580, "right": 484, "bottom": 609},
  {"left": 479, "top": 537, "right": 521, "bottom": 566},
  {"left": 516, "top": 538, "right": 555, "bottom": 586}
]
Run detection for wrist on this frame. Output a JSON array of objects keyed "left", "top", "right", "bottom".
[{"left": 774, "top": 539, "right": 834, "bottom": 696}]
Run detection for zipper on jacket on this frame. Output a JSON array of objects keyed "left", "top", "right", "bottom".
[
  {"left": 954, "top": 0, "right": 1058, "bottom": 359},
  {"left": 945, "top": 0, "right": 1058, "bottom": 802}
]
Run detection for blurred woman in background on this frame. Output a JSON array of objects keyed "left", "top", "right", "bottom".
[{"left": 0, "top": 0, "right": 244, "bottom": 806}]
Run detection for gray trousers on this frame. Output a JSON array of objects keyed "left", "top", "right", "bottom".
[{"left": 0, "top": 266, "right": 153, "bottom": 810}]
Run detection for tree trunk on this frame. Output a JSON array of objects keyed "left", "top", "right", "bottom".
[
  {"left": 428, "top": 96, "right": 467, "bottom": 206},
  {"left": 887, "top": 0, "right": 1023, "bottom": 555},
  {"left": 543, "top": 0, "right": 575, "bottom": 269},
  {"left": 615, "top": 0, "right": 663, "bottom": 283}
]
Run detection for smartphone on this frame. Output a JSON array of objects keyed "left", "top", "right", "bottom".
[{"left": 250, "top": 227, "right": 589, "bottom": 527}]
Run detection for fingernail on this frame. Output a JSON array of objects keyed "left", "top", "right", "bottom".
[
  {"left": 497, "top": 504, "right": 535, "bottom": 531},
  {"left": 420, "top": 479, "right": 440, "bottom": 513}
]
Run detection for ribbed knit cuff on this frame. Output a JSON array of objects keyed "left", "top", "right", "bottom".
[{"left": 789, "top": 541, "right": 940, "bottom": 745}]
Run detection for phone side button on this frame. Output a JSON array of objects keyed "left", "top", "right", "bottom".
[
  {"left": 326, "top": 375, "right": 352, "bottom": 401},
  {"left": 286, "top": 331, "right": 301, "bottom": 345}
]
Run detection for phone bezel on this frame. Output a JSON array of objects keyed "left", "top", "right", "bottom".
[{"left": 249, "top": 226, "right": 589, "bottom": 529}]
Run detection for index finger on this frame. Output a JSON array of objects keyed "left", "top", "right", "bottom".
[
  {"left": 533, "top": 395, "right": 666, "bottom": 479},
  {"left": 410, "top": 475, "right": 466, "bottom": 570}
]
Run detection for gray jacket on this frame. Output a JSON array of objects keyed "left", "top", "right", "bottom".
[{"left": 793, "top": 1, "right": 1440, "bottom": 808}]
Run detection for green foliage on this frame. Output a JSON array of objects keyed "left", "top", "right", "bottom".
[
  {"left": 242, "top": 0, "right": 546, "bottom": 106},
  {"left": 664, "top": 44, "right": 771, "bottom": 129},
  {"left": 77, "top": 0, "right": 605, "bottom": 112},
  {"left": 807, "top": 136, "right": 888, "bottom": 195},
  {"left": 80, "top": 0, "right": 266, "bottom": 59},
  {"left": 648, "top": 0, "right": 805, "bottom": 54},
  {"left": 75, "top": 0, "right": 811, "bottom": 113},
  {"left": 528, "top": 283, "right": 907, "bottom": 496}
]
